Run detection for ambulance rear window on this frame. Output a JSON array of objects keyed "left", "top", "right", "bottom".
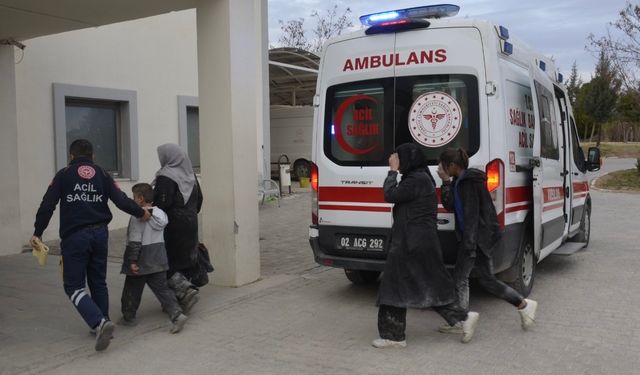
[
  {"left": 394, "top": 74, "right": 480, "bottom": 163},
  {"left": 323, "top": 79, "right": 394, "bottom": 166},
  {"left": 323, "top": 74, "right": 479, "bottom": 166}
]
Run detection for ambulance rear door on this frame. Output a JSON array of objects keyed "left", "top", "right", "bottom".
[
  {"left": 394, "top": 26, "right": 487, "bottom": 233},
  {"left": 530, "top": 63, "right": 565, "bottom": 260}
]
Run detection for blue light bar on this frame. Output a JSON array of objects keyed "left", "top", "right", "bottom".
[
  {"left": 360, "top": 4, "right": 460, "bottom": 27},
  {"left": 498, "top": 25, "right": 509, "bottom": 40},
  {"left": 539, "top": 61, "right": 546, "bottom": 71}
]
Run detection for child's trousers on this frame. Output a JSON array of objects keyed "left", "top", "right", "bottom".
[{"left": 121, "top": 272, "right": 182, "bottom": 321}]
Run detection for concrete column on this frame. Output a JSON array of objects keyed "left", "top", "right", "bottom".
[
  {"left": 0, "top": 45, "right": 22, "bottom": 255},
  {"left": 196, "top": 0, "right": 264, "bottom": 286},
  {"left": 257, "top": 1, "right": 270, "bottom": 180}
]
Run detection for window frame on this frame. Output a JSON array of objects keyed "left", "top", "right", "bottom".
[
  {"left": 53, "top": 83, "right": 138, "bottom": 179},
  {"left": 177, "top": 95, "right": 200, "bottom": 174}
]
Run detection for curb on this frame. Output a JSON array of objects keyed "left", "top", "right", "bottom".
[{"left": 590, "top": 174, "right": 640, "bottom": 194}]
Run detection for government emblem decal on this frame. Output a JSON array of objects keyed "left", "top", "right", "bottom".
[
  {"left": 408, "top": 91, "right": 462, "bottom": 148},
  {"left": 77, "top": 165, "right": 96, "bottom": 180}
]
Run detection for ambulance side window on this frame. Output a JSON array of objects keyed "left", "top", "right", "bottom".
[
  {"left": 570, "top": 117, "right": 586, "bottom": 172},
  {"left": 535, "top": 82, "right": 559, "bottom": 160},
  {"left": 324, "top": 79, "right": 394, "bottom": 166}
]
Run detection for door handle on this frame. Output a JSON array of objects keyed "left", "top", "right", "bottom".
[{"left": 573, "top": 172, "right": 579, "bottom": 176}]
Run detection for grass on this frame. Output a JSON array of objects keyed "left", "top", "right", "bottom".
[
  {"left": 583, "top": 142, "right": 640, "bottom": 158},
  {"left": 594, "top": 169, "right": 640, "bottom": 191}
]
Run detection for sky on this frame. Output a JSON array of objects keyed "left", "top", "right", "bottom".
[{"left": 267, "top": 0, "right": 631, "bottom": 82}]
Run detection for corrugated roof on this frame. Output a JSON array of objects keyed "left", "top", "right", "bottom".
[{"left": 269, "top": 47, "right": 319, "bottom": 106}]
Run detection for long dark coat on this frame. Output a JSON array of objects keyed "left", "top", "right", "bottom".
[
  {"left": 440, "top": 168, "right": 502, "bottom": 256},
  {"left": 377, "top": 168, "right": 455, "bottom": 308},
  {"left": 153, "top": 175, "right": 203, "bottom": 272}
]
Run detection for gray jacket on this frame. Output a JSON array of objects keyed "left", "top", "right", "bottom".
[{"left": 121, "top": 207, "right": 170, "bottom": 276}]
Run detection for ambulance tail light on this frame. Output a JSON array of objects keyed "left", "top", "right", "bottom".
[
  {"left": 311, "top": 162, "right": 319, "bottom": 225},
  {"left": 486, "top": 159, "right": 505, "bottom": 228}
]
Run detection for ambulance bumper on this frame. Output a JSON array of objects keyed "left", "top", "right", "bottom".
[{"left": 308, "top": 227, "right": 386, "bottom": 272}]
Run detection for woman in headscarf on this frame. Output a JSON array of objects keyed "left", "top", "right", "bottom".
[
  {"left": 153, "top": 143, "right": 203, "bottom": 312},
  {"left": 373, "top": 143, "right": 478, "bottom": 349}
]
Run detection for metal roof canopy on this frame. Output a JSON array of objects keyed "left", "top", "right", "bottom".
[{"left": 268, "top": 47, "right": 319, "bottom": 106}]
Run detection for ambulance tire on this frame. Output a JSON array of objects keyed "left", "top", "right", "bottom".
[
  {"left": 571, "top": 203, "right": 591, "bottom": 247},
  {"left": 293, "top": 159, "right": 311, "bottom": 179},
  {"left": 506, "top": 230, "right": 536, "bottom": 298},
  {"left": 344, "top": 269, "right": 381, "bottom": 285}
]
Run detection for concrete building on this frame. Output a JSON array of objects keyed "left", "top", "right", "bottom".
[{"left": 0, "top": 0, "right": 273, "bottom": 287}]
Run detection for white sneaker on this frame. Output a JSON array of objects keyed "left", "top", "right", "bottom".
[
  {"left": 170, "top": 313, "right": 188, "bottom": 334},
  {"left": 518, "top": 299, "right": 538, "bottom": 330},
  {"left": 438, "top": 321, "right": 463, "bottom": 334},
  {"left": 372, "top": 338, "right": 407, "bottom": 348},
  {"left": 461, "top": 312, "right": 479, "bottom": 343}
]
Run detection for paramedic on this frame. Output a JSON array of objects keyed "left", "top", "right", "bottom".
[
  {"left": 31, "top": 139, "right": 150, "bottom": 351},
  {"left": 436, "top": 148, "right": 538, "bottom": 333}
]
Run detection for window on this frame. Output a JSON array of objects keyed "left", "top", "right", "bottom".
[
  {"left": 65, "top": 100, "right": 120, "bottom": 173},
  {"left": 534, "top": 81, "right": 559, "bottom": 160},
  {"left": 323, "top": 74, "right": 479, "bottom": 166},
  {"left": 178, "top": 96, "right": 200, "bottom": 173},
  {"left": 570, "top": 117, "right": 586, "bottom": 172},
  {"left": 323, "top": 79, "right": 394, "bottom": 166},
  {"left": 53, "top": 83, "right": 138, "bottom": 179},
  {"left": 394, "top": 75, "right": 480, "bottom": 163}
]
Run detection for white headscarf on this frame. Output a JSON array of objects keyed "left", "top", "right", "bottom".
[{"left": 155, "top": 143, "right": 196, "bottom": 204}]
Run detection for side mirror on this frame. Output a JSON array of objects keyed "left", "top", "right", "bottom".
[{"left": 586, "top": 147, "right": 601, "bottom": 172}]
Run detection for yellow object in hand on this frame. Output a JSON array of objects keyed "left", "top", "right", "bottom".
[{"left": 31, "top": 238, "right": 49, "bottom": 266}]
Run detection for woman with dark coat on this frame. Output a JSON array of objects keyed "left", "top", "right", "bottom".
[
  {"left": 373, "top": 143, "right": 479, "bottom": 349},
  {"left": 153, "top": 143, "right": 203, "bottom": 312},
  {"left": 436, "top": 148, "right": 537, "bottom": 336}
]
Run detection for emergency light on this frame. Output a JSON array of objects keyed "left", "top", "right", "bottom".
[{"left": 359, "top": 4, "right": 460, "bottom": 27}]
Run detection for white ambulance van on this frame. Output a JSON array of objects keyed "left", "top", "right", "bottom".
[{"left": 308, "top": 4, "right": 601, "bottom": 296}]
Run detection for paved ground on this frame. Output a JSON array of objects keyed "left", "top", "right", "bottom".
[{"left": 1, "top": 160, "right": 639, "bottom": 374}]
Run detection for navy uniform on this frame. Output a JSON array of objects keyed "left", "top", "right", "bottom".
[{"left": 33, "top": 156, "right": 145, "bottom": 330}]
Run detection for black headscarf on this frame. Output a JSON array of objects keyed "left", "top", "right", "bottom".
[{"left": 395, "top": 143, "right": 435, "bottom": 185}]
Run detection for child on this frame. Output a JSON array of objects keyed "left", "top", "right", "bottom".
[{"left": 120, "top": 183, "right": 188, "bottom": 333}]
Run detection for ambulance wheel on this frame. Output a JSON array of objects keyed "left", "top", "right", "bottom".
[
  {"left": 572, "top": 204, "right": 591, "bottom": 247},
  {"left": 293, "top": 159, "right": 311, "bottom": 179},
  {"left": 507, "top": 231, "right": 536, "bottom": 297},
  {"left": 344, "top": 269, "right": 380, "bottom": 285}
]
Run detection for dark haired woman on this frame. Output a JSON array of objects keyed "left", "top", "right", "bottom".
[
  {"left": 436, "top": 148, "right": 538, "bottom": 334},
  {"left": 373, "top": 143, "right": 479, "bottom": 348}
]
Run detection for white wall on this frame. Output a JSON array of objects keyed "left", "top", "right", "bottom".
[{"left": 15, "top": 10, "right": 199, "bottom": 243}]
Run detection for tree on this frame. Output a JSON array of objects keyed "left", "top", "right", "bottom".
[
  {"left": 589, "top": 2, "right": 640, "bottom": 91},
  {"left": 566, "top": 61, "right": 583, "bottom": 107},
  {"left": 277, "top": 18, "right": 311, "bottom": 51},
  {"left": 582, "top": 50, "right": 621, "bottom": 146},
  {"left": 277, "top": 5, "right": 353, "bottom": 53}
]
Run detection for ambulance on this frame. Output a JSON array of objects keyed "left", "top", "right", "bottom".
[{"left": 308, "top": 4, "right": 601, "bottom": 296}]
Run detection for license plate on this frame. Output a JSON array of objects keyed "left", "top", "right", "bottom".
[{"left": 336, "top": 235, "right": 385, "bottom": 251}]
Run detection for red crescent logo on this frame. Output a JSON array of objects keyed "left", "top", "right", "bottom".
[{"left": 334, "top": 95, "right": 380, "bottom": 155}]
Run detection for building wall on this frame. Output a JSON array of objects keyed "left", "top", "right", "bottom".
[{"left": 15, "top": 10, "right": 199, "bottom": 243}]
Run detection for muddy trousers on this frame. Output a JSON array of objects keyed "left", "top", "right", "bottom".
[
  {"left": 60, "top": 225, "right": 110, "bottom": 329},
  {"left": 432, "top": 250, "right": 525, "bottom": 327},
  {"left": 121, "top": 272, "right": 182, "bottom": 321},
  {"left": 378, "top": 305, "right": 407, "bottom": 341}
]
